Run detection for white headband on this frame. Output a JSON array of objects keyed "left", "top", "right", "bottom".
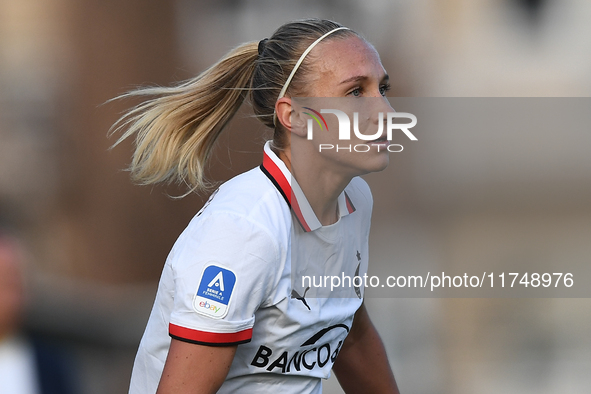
[{"left": 274, "top": 26, "right": 349, "bottom": 125}]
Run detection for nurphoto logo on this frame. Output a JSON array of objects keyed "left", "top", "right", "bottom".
[{"left": 295, "top": 98, "right": 418, "bottom": 153}]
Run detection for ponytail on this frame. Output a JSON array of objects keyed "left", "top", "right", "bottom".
[
  {"left": 110, "top": 19, "right": 356, "bottom": 195},
  {"left": 110, "top": 41, "right": 259, "bottom": 194}
]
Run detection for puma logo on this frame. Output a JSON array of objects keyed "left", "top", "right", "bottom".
[{"left": 291, "top": 286, "right": 311, "bottom": 310}]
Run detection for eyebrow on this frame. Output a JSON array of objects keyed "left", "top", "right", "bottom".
[{"left": 339, "top": 74, "right": 390, "bottom": 85}]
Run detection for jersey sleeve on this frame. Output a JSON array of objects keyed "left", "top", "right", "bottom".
[{"left": 167, "top": 211, "right": 281, "bottom": 346}]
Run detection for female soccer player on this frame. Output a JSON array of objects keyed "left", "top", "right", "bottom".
[{"left": 113, "top": 18, "right": 400, "bottom": 394}]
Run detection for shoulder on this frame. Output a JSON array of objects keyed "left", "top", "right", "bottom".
[
  {"left": 194, "top": 166, "right": 290, "bottom": 238},
  {"left": 207, "top": 166, "right": 290, "bottom": 221},
  {"left": 170, "top": 166, "right": 290, "bottom": 270}
]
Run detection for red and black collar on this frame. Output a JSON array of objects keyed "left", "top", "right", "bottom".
[{"left": 259, "top": 142, "right": 355, "bottom": 232}]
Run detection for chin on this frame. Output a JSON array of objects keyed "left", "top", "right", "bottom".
[
  {"left": 355, "top": 152, "right": 390, "bottom": 175},
  {"left": 370, "top": 155, "right": 390, "bottom": 172}
]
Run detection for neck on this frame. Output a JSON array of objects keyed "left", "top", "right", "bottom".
[{"left": 278, "top": 147, "right": 351, "bottom": 226}]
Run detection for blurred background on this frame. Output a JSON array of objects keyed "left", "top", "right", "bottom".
[{"left": 0, "top": 0, "right": 590, "bottom": 393}]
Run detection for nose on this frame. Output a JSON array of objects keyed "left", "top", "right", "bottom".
[
  {"left": 370, "top": 96, "right": 394, "bottom": 125},
  {"left": 379, "top": 95, "right": 394, "bottom": 113}
]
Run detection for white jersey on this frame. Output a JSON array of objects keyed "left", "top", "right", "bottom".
[{"left": 129, "top": 141, "right": 372, "bottom": 394}]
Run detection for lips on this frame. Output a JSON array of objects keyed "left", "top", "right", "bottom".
[{"left": 370, "top": 134, "right": 389, "bottom": 144}]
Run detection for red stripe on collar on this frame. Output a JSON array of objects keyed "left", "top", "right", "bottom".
[
  {"left": 261, "top": 152, "right": 291, "bottom": 205},
  {"left": 344, "top": 191, "right": 356, "bottom": 214},
  {"left": 261, "top": 151, "right": 311, "bottom": 232}
]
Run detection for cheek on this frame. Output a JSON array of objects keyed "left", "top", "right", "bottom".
[
  {"left": 324, "top": 118, "right": 341, "bottom": 141},
  {"left": 304, "top": 116, "right": 340, "bottom": 144}
]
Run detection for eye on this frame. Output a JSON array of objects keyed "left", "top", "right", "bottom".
[
  {"left": 348, "top": 87, "right": 362, "bottom": 97},
  {"left": 379, "top": 83, "right": 391, "bottom": 96}
]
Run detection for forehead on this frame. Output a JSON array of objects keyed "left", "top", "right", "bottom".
[{"left": 310, "top": 35, "right": 384, "bottom": 81}]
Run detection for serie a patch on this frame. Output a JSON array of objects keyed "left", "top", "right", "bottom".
[{"left": 193, "top": 264, "right": 236, "bottom": 319}]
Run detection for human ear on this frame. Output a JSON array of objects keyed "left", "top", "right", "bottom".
[{"left": 275, "top": 97, "right": 293, "bottom": 131}]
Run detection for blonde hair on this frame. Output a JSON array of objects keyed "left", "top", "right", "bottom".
[{"left": 110, "top": 19, "right": 355, "bottom": 194}]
